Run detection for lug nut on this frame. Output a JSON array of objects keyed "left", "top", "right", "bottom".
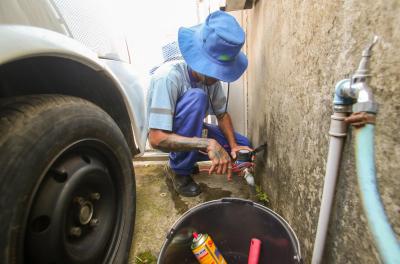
[
  {"left": 90, "top": 218, "right": 99, "bottom": 227},
  {"left": 90, "top": 192, "right": 101, "bottom": 200},
  {"left": 69, "top": 227, "right": 82, "bottom": 237},
  {"left": 74, "top": 197, "right": 85, "bottom": 205}
]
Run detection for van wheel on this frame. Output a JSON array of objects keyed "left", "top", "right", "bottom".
[{"left": 0, "top": 95, "right": 135, "bottom": 264}]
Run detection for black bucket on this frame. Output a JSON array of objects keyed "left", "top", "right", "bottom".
[{"left": 158, "top": 198, "right": 302, "bottom": 264}]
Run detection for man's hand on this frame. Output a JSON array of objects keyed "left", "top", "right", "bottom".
[
  {"left": 206, "top": 139, "right": 233, "bottom": 180},
  {"left": 149, "top": 129, "right": 237, "bottom": 181},
  {"left": 230, "top": 145, "right": 253, "bottom": 160},
  {"left": 216, "top": 113, "right": 252, "bottom": 160}
]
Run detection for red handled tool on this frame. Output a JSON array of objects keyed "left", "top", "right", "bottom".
[{"left": 248, "top": 238, "right": 262, "bottom": 264}]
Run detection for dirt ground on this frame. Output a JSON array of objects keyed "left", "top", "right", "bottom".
[{"left": 128, "top": 160, "right": 256, "bottom": 263}]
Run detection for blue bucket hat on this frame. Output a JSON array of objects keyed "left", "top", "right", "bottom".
[{"left": 178, "top": 11, "right": 248, "bottom": 82}]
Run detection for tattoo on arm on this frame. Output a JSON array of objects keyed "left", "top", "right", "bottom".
[
  {"left": 157, "top": 134, "right": 210, "bottom": 152},
  {"left": 155, "top": 132, "right": 229, "bottom": 164}
]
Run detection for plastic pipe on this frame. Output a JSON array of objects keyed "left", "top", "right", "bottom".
[
  {"left": 355, "top": 124, "right": 400, "bottom": 263},
  {"left": 311, "top": 112, "right": 348, "bottom": 264}
]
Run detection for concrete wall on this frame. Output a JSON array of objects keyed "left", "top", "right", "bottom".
[{"left": 235, "top": 0, "right": 400, "bottom": 263}]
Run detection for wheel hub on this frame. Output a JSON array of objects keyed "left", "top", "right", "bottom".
[
  {"left": 74, "top": 197, "right": 95, "bottom": 225},
  {"left": 79, "top": 202, "right": 93, "bottom": 225},
  {"left": 25, "top": 144, "right": 120, "bottom": 263}
]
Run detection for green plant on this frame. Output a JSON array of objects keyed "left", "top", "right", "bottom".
[
  {"left": 255, "top": 185, "right": 270, "bottom": 205},
  {"left": 135, "top": 251, "right": 157, "bottom": 264}
]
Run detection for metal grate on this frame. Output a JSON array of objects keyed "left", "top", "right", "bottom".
[
  {"left": 149, "top": 41, "right": 183, "bottom": 75},
  {"left": 162, "top": 41, "right": 183, "bottom": 62},
  {"left": 52, "top": 0, "right": 129, "bottom": 62}
]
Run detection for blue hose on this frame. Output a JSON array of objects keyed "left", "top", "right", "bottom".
[{"left": 355, "top": 124, "right": 400, "bottom": 263}]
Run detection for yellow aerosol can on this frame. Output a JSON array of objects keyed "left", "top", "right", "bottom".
[{"left": 191, "top": 232, "right": 227, "bottom": 264}]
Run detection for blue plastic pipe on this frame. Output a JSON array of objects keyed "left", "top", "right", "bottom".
[{"left": 355, "top": 124, "right": 400, "bottom": 263}]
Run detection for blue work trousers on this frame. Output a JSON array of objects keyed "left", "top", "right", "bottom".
[{"left": 169, "top": 88, "right": 251, "bottom": 175}]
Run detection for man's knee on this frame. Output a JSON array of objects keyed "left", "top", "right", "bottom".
[{"left": 236, "top": 134, "right": 251, "bottom": 147}]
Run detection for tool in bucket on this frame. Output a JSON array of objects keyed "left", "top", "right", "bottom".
[{"left": 248, "top": 238, "right": 262, "bottom": 264}]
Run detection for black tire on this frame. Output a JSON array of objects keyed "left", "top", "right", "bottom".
[{"left": 0, "top": 95, "right": 135, "bottom": 264}]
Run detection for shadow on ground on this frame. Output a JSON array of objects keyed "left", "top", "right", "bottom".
[{"left": 129, "top": 160, "right": 255, "bottom": 263}]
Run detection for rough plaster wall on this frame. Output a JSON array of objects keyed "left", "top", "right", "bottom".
[
  {"left": 226, "top": 12, "right": 248, "bottom": 136},
  {"left": 241, "top": 0, "right": 400, "bottom": 263}
]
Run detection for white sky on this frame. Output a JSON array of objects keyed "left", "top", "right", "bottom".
[{"left": 120, "top": 0, "right": 199, "bottom": 77}]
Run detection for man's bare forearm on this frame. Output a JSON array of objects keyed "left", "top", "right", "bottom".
[
  {"left": 149, "top": 129, "right": 226, "bottom": 162},
  {"left": 157, "top": 133, "right": 210, "bottom": 152},
  {"left": 217, "top": 113, "right": 237, "bottom": 148},
  {"left": 149, "top": 128, "right": 231, "bottom": 176}
]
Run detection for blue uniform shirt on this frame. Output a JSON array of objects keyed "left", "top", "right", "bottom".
[{"left": 147, "top": 60, "right": 226, "bottom": 131}]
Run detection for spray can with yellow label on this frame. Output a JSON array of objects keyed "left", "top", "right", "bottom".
[{"left": 191, "top": 232, "right": 227, "bottom": 264}]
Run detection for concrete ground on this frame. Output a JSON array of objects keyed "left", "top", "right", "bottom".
[{"left": 128, "top": 160, "right": 256, "bottom": 263}]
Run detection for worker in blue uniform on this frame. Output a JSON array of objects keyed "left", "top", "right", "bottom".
[{"left": 147, "top": 11, "right": 252, "bottom": 197}]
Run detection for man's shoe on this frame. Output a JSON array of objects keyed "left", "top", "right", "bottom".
[
  {"left": 164, "top": 166, "right": 201, "bottom": 197},
  {"left": 192, "top": 163, "right": 200, "bottom": 174}
]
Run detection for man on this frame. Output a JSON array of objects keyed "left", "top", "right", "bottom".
[{"left": 147, "top": 11, "right": 252, "bottom": 197}]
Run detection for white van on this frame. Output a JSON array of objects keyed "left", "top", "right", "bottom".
[{"left": 0, "top": 1, "right": 146, "bottom": 263}]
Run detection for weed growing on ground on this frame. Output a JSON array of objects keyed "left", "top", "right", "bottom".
[
  {"left": 135, "top": 250, "right": 157, "bottom": 264},
  {"left": 255, "top": 185, "right": 270, "bottom": 205}
]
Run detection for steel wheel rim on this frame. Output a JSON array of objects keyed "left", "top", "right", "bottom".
[{"left": 25, "top": 140, "right": 124, "bottom": 263}]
